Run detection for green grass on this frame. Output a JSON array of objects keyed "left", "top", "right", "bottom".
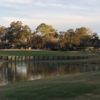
[
  {"left": 0, "top": 50, "right": 100, "bottom": 63},
  {"left": 0, "top": 50, "right": 94, "bottom": 57},
  {"left": 1, "top": 72, "right": 100, "bottom": 100}
]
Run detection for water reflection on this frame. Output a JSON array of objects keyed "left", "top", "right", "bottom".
[{"left": 0, "top": 61, "right": 100, "bottom": 85}]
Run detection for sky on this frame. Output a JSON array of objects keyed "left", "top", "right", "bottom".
[{"left": 0, "top": 0, "right": 100, "bottom": 34}]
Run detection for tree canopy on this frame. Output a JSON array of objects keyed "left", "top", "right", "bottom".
[{"left": 0, "top": 21, "right": 100, "bottom": 51}]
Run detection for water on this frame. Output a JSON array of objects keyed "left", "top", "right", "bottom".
[{"left": 0, "top": 61, "right": 100, "bottom": 85}]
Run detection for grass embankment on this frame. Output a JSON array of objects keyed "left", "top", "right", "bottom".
[
  {"left": 0, "top": 72, "right": 100, "bottom": 100},
  {"left": 0, "top": 50, "right": 94, "bottom": 57},
  {"left": 0, "top": 50, "right": 99, "bottom": 63}
]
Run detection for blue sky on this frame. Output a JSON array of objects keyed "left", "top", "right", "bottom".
[{"left": 0, "top": 0, "right": 100, "bottom": 34}]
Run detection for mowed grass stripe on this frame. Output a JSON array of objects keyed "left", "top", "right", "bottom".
[{"left": 0, "top": 50, "right": 94, "bottom": 57}]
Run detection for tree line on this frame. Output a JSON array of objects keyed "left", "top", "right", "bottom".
[{"left": 0, "top": 21, "right": 100, "bottom": 51}]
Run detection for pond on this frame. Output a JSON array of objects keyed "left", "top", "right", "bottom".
[{"left": 0, "top": 61, "right": 100, "bottom": 85}]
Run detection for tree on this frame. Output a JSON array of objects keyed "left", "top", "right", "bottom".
[
  {"left": 67, "top": 29, "right": 75, "bottom": 49},
  {"left": 5, "top": 21, "right": 23, "bottom": 48},
  {"left": 0, "top": 21, "right": 99, "bottom": 50},
  {"left": 59, "top": 32, "right": 66, "bottom": 50},
  {"left": 31, "top": 35, "right": 44, "bottom": 49},
  {"left": 75, "top": 27, "right": 91, "bottom": 36},
  {"left": 75, "top": 27, "right": 92, "bottom": 48},
  {"left": 5, "top": 21, "right": 31, "bottom": 49},
  {"left": 59, "top": 29, "right": 76, "bottom": 50},
  {"left": 15, "top": 25, "right": 31, "bottom": 49},
  {"left": 36, "top": 23, "right": 56, "bottom": 36},
  {"left": 90, "top": 33, "right": 99, "bottom": 47},
  {"left": 0, "top": 26, "right": 6, "bottom": 48},
  {"left": 36, "top": 23, "right": 58, "bottom": 49},
  {"left": 0, "top": 26, "right": 6, "bottom": 36},
  {"left": 75, "top": 27, "right": 91, "bottom": 41}
]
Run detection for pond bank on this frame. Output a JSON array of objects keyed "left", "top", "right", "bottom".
[
  {"left": 0, "top": 50, "right": 97, "bottom": 62},
  {"left": 0, "top": 71, "right": 100, "bottom": 100}
]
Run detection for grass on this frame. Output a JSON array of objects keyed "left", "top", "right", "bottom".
[
  {"left": 0, "top": 50, "right": 100, "bottom": 63},
  {"left": 0, "top": 50, "right": 100, "bottom": 99},
  {"left": 0, "top": 49, "right": 95, "bottom": 57},
  {"left": 1, "top": 72, "right": 100, "bottom": 100}
]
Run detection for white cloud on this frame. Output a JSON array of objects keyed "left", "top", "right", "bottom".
[
  {"left": 0, "top": 0, "right": 32, "bottom": 4},
  {"left": 83, "top": 0, "right": 98, "bottom": 3},
  {"left": 1, "top": 15, "right": 100, "bottom": 27},
  {"left": 33, "top": 1, "right": 66, "bottom": 8},
  {"left": 0, "top": 15, "right": 100, "bottom": 34},
  {"left": 0, "top": 0, "right": 100, "bottom": 33}
]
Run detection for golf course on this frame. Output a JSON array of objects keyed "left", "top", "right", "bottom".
[
  {"left": 0, "top": 71, "right": 100, "bottom": 100},
  {"left": 0, "top": 0, "right": 100, "bottom": 99},
  {"left": 0, "top": 50, "right": 100, "bottom": 100}
]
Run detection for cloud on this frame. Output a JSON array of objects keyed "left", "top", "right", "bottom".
[
  {"left": 1, "top": 15, "right": 100, "bottom": 27},
  {"left": 82, "top": 0, "right": 98, "bottom": 3},
  {"left": 0, "top": 0, "right": 100, "bottom": 33},
  {"left": 0, "top": 0, "right": 33, "bottom": 8},
  {"left": 33, "top": 1, "right": 66, "bottom": 8},
  {"left": 0, "top": 0, "right": 32, "bottom": 4},
  {"left": 0, "top": 15, "right": 100, "bottom": 34}
]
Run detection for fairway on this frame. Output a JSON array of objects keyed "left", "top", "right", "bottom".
[
  {"left": 0, "top": 72, "right": 100, "bottom": 100},
  {"left": 0, "top": 50, "right": 100, "bottom": 100},
  {"left": 0, "top": 50, "right": 95, "bottom": 57}
]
